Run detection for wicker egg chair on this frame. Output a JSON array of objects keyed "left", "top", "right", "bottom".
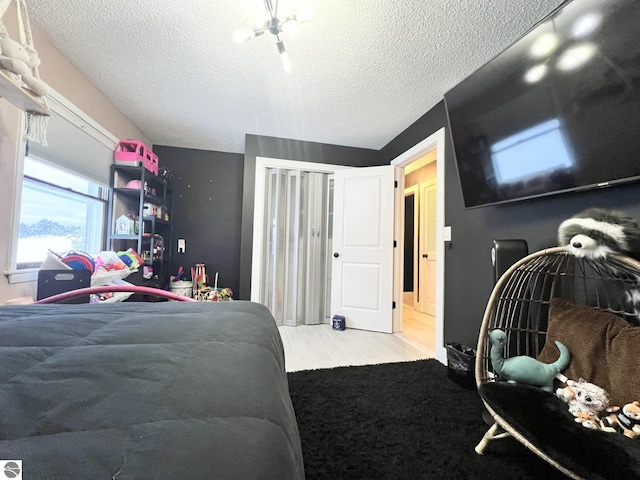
[{"left": 474, "top": 246, "right": 640, "bottom": 480}]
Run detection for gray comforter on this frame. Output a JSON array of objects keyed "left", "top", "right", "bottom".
[{"left": 0, "top": 301, "right": 304, "bottom": 479}]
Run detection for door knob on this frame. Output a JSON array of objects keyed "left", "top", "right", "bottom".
[
  {"left": 422, "top": 254, "right": 428, "bottom": 258},
  {"left": 333, "top": 252, "right": 340, "bottom": 258}
]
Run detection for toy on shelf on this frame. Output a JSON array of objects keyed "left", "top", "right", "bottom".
[
  {"left": 114, "top": 140, "right": 158, "bottom": 175},
  {"left": 115, "top": 214, "right": 139, "bottom": 235}
]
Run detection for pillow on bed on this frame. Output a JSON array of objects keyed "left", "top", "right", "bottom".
[{"left": 537, "top": 297, "right": 640, "bottom": 406}]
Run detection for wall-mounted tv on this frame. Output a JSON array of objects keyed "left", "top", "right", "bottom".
[{"left": 444, "top": 0, "right": 640, "bottom": 208}]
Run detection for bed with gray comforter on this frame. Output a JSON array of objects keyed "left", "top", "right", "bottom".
[{"left": 0, "top": 300, "right": 304, "bottom": 479}]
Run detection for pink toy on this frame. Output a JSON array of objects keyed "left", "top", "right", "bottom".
[
  {"left": 145, "top": 151, "right": 159, "bottom": 176},
  {"left": 115, "top": 140, "right": 158, "bottom": 175}
]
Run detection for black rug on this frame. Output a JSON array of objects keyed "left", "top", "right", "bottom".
[{"left": 288, "top": 359, "right": 569, "bottom": 480}]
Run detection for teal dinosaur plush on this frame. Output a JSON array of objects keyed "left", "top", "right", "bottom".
[{"left": 489, "top": 329, "right": 570, "bottom": 392}]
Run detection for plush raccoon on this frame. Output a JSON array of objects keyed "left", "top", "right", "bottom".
[
  {"left": 559, "top": 208, "right": 640, "bottom": 325},
  {"left": 558, "top": 208, "right": 640, "bottom": 260}
]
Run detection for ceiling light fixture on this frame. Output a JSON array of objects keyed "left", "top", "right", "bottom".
[{"left": 233, "top": 0, "right": 313, "bottom": 73}]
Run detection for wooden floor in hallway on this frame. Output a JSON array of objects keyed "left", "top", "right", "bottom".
[{"left": 278, "top": 292, "right": 436, "bottom": 372}]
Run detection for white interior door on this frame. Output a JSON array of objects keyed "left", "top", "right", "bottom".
[
  {"left": 419, "top": 181, "right": 437, "bottom": 316},
  {"left": 330, "top": 165, "right": 396, "bottom": 333}
]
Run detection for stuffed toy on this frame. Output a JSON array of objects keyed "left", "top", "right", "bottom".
[
  {"left": 0, "top": 21, "right": 50, "bottom": 97},
  {"left": 600, "top": 401, "right": 640, "bottom": 438},
  {"left": 558, "top": 208, "right": 640, "bottom": 260},
  {"left": 559, "top": 208, "right": 640, "bottom": 324},
  {"left": 556, "top": 378, "right": 610, "bottom": 429},
  {"left": 489, "top": 329, "right": 570, "bottom": 392}
]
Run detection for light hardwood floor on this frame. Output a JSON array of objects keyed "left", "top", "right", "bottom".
[{"left": 278, "top": 292, "right": 436, "bottom": 372}]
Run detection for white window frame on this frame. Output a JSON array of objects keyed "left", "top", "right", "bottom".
[
  {"left": 5, "top": 89, "right": 118, "bottom": 284},
  {"left": 18, "top": 160, "right": 109, "bottom": 268}
]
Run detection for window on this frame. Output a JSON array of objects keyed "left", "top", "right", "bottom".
[
  {"left": 10, "top": 90, "right": 117, "bottom": 275},
  {"left": 16, "top": 157, "right": 108, "bottom": 269}
]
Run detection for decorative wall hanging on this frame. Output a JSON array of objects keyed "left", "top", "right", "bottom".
[{"left": 0, "top": 0, "right": 51, "bottom": 144}]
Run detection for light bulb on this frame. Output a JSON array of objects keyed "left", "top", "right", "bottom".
[
  {"left": 233, "top": 28, "right": 255, "bottom": 44},
  {"left": 296, "top": 8, "right": 314, "bottom": 23},
  {"left": 280, "top": 51, "right": 293, "bottom": 72},
  {"left": 281, "top": 18, "right": 300, "bottom": 36},
  {"left": 255, "top": 14, "right": 268, "bottom": 28},
  {"left": 276, "top": 40, "right": 293, "bottom": 72},
  {"left": 276, "top": 40, "right": 293, "bottom": 73}
]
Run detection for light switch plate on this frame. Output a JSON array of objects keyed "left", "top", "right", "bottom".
[{"left": 443, "top": 226, "right": 452, "bottom": 242}]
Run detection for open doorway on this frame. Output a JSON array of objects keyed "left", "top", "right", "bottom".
[
  {"left": 392, "top": 128, "right": 446, "bottom": 364},
  {"left": 251, "top": 129, "right": 447, "bottom": 363},
  {"left": 401, "top": 152, "right": 438, "bottom": 357}
]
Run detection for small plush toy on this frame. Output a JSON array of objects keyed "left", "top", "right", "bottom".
[
  {"left": 558, "top": 208, "right": 640, "bottom": 260},
  {"left": 489, "top": 329, "right": 570, "bottom": 392},
  {"left": 556, "top": 378, "right": 610, "bottom": 429},
  {"left": 600, "top": 401, "right": 640, "bottom": 438},
  {"left": 0, "top": 22, "right": 50, "bottom": 97}
]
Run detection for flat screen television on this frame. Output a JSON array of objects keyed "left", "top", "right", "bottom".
[{"left": 444, "top": 0, "right": 640, "bottom": 208}]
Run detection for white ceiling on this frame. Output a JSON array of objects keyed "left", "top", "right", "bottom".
[{"left": 28, "top": 0, "right": 565, "bottom": 154}]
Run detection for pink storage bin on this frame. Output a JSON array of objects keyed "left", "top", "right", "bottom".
[{"left": 115, "top": 140, "right": 157, "bottom": 175}]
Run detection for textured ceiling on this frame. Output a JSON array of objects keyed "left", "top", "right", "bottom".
[{"left": 28, "top": 0, "right": 565, "bottom": 154}]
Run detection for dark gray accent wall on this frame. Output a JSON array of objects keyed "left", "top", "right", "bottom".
[
  {"left": 155, "top": 101, "right": 640, "bottom": 348},
  {"left": 239, "top": 134, "right": 381, "bottom": 299},
  {"left": 380, "top": 100, "right": 640, "bottom": 348},
  {"left": 154, "top": 145, "right": 244, "bottom": 295}
]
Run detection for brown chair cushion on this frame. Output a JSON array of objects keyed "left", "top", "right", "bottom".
[{"left": 537, "top": 297, "right": 640, "bottom": 406}]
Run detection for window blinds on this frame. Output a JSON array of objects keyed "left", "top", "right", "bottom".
[{"left": 27, "top": 96, "right": 116, "bottom": 186}]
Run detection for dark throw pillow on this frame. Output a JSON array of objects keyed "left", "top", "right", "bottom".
[{"left": 537, "top": 297, "right": 640, "bottom": 406}]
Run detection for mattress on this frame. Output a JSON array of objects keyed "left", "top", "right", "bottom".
[{"left": 0, "top": 301, "right": 304, "bottom": 479}]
